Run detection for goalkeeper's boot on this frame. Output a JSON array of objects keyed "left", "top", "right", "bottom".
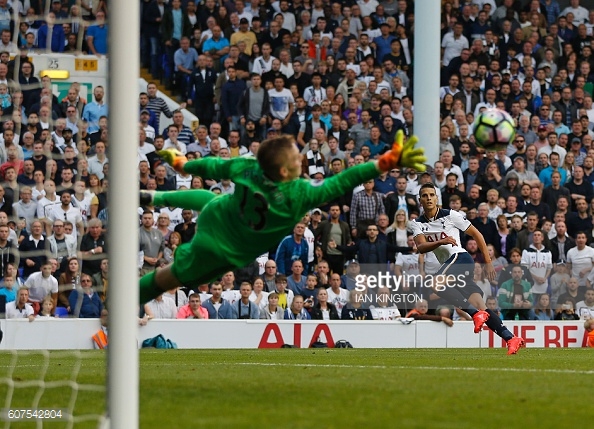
[
  {"left": 506, "top": 336, "right": 526, "bottom": 355},
  {"left": 472, "top": 310, "right": 489, "bottom": 333},
  {"left": 140, "top": 190, "right": 156, "bottom": 206}
]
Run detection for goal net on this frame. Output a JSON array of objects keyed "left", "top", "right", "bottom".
[{"left": 0, "top": 350, "right": 107, "bottom": 428}]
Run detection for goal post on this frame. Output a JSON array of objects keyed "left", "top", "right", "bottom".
[{"left": 107, "top": 0, "right": 140, "bottom": 427}]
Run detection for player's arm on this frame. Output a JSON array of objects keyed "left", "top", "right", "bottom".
[
  {"left": 418, "top": 253, "right": 426, "bottom": 277},
  {"left": 464, "top": 225, "right": 495, "bottom": 281},
  {"left": 303, "top": 131, "right": 426, "bottom": 207},
  {"left": 413, "top": 233, "right": 456, "bottom": 254},
  {"left": 158, "top": 149, "right": 248, "bottom": 179}
]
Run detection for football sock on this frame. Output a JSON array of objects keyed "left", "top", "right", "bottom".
[
  {"left": 435, "top": 287, "right": 478, "bottom": 316},
  {"left": 485, "top": 309, "right": 514, "bottom": 341},
  {"left": 139, "top": 270, "right": 162, "bottom": 305},
  {"left": 154, "top": 189, "right": 217, "bottom": 211}
]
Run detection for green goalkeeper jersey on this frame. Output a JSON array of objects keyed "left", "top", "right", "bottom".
[{"left": 183, "top": 156, "right": 379, "bottom": 267}]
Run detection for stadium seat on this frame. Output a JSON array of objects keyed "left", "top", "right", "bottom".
[{"left": 54, "top": 307, "right": 69, "bottom": 318}]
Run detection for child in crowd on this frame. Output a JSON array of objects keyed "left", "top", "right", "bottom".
[
  {"left": 301, "top": 274, "right": 318, "bottom": 306},
  {"left": 448, "top": 194, "right": 462, "bottom": 211},
  {"left": 37, "top": 296, "right": 54, "bottom": 318},
  {"left": 0, "top": 275, "right": 16, "bottom": 303},
  {"left": 0, "top": 83, "right": 11, "bottom": 109}
]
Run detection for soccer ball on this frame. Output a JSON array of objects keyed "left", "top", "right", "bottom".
[{"left": 473, "top": 108, "right": 516, "bottom": 151}]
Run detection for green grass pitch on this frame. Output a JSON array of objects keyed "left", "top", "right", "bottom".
[{"left": 0, "top": 348, "right": 591, "bottom": 428}]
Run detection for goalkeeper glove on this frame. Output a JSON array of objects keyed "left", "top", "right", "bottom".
[
  {"left": 378, "top": 130, "right": 427, "bottom": 172},
  {"left": 157, "top": 149, "right": 187, "bottom": 173}
]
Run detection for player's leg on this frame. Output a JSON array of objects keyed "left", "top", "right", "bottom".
[
  {"left": 138, "top": 190, "right": 218, "bottom": 304},
  {"left": 140, "top": 189, "right": 218, "bottom": 212},
  {"left": 467, "top": 291, "right": 524, "bottom": 353},
  {"left": 431, "top": 254, "right": 481, "bottom": 316},
  {"left": 139, "top": 265, "right": 182, "bottom": 304}
]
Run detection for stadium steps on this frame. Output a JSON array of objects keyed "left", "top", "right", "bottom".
[{"left": 140, "top": 67, "right": 175, "bottom": 99}]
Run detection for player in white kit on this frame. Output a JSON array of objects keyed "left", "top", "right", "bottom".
[{"left": 411, "top": 184, "right": 525, "bottom": 355}]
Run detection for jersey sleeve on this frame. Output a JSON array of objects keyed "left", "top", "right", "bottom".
[
  {"left": 521, "top": 250, "right": 529, "bottom": 267},
  {"left": 545, "top": 252, "right": 553, "bottom": 270},
  {"left": 295, "top": 161, "right": 379, "bottom": 213},
  {"left": 450, "top": 209, "right": 471, "bottom": 231},
  {"left": 395, "top": 253, "right": 404, "bottom": 267},
  {"left": 182, "top": 156, "right": 254, "bottom": 180},
  {"left": 409, "top": 220, "right": 423, "bottom": 238}
]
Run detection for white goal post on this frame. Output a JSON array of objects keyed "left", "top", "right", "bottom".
[{"left": 107, "top": 0, "right": 140, "bottom": 428}]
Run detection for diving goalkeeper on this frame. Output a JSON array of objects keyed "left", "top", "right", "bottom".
[{"left": 139, "top": 131, "right": 426, "bottom": 304}]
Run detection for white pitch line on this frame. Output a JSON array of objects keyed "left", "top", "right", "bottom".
[
  {"left": 2, "top": 361, "right": 593, "bottom": 375},
  {"left": 229, "top": 362, "right": 594, "bottom": 375}
]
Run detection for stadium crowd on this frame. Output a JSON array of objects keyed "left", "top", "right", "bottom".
[{"left": 1, "top": 1, "right": 594, "bottom": 330}]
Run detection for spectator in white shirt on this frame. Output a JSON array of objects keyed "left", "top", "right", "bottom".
[
  {"left": 144, "top": 294, "right": 178, "bottom": 319},
  {"left": 24, "top": 262, "right": 59, "bottom": 311},
  {"left": 5, "top": 287, "right": 35, "bottom": 321}
]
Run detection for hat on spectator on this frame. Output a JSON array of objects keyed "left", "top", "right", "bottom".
[
  {"left": 140, "top": 109, "right": 150, "bottom": 115},
  {"left": 239, "top": 18, "right": 249, "bottom": 24},
  {"left": 505, "top": 171, "right": 519, "bottom": 182},
  {"left": 267, "top": 127, "right": 278, "bottom": 134},
  {"left": 345, "top": 64, "right": 359, "bottom": 73},
  {"left": 537, "top": 124, "right": 547, "bottom": 131},
  {"left": 345, "top": 259, "right": 359, "bottom": 267},
  {"left": 538, "top": 62, "right": 552, "bottom": 70},
  {"left": 572, "top": 137, "right": 582, "bottom": 145},
  {"left": 63, "top": 128, "right": 72, "bottom": 133},
  {"left": 501, "top": 69, "right": 511, "bottom": 75},
  {"left": 310, "top": 208, "right": 322, "bottom": 215}
]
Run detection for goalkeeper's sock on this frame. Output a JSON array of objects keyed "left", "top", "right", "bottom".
[
  {"left": 139, "top": 271, "right": 163, "bottom": 305},
  {"left": 435, "top": 287, "right": 478, "bottom": 316},
  {"left": 484, "top": 309, "right": 514, "bottom": 341}
]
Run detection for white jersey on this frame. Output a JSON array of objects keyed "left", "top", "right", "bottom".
[
  {"left": 72, "top": 194, "right": 92, "bottom": 222},
  {"left": 160, "top": 207, "right": 184, "bottom": 231},
  {"left": 395, "top": 252, "right": 421, "bottom": 288},
  {"left": 395, "top": 253, "right": 420, "bottom": 275},
  {"left": 303, "top": 86, "right": 327, "bottom": 107},
  {"left": 327, "top": 287, "right": 350, "bottom": 314},
  {"left": 567, "top": 246, "right": 594, "bottom": 288},
  {"left": 521, "top": 245, "right": 553, "bottom": 294},
  {"left": 370, "top": 307, "right": 401, "bottom": 320},
  {"left": 575, "top": 301, "right": 594, "bottom": 320},
  {"left": 222, "top": 289, "right": 240, "bottom": 305},
  {"left": 252, "top": 55, "right": 276, "bottom": 75},
  {"left": 410, "top": 209, "right": 470, "bottom": 264},
  {"left": 37, "top": 195, "right": 60, "bottom": 219},
  {"left": 423, "top": 252, "right": 442, "bottom": 275},
  {"left": 175, "top": 174, "right": 193, "bottom": 189},
  {"left": 48, "top": 205, "right": 83, "bottom": 240},
  {"left": 256, "top": 253, "right": 269, "bottom": 275},
  {"left": 304, "top": 227, "right": 315, "bottom": 264}
]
